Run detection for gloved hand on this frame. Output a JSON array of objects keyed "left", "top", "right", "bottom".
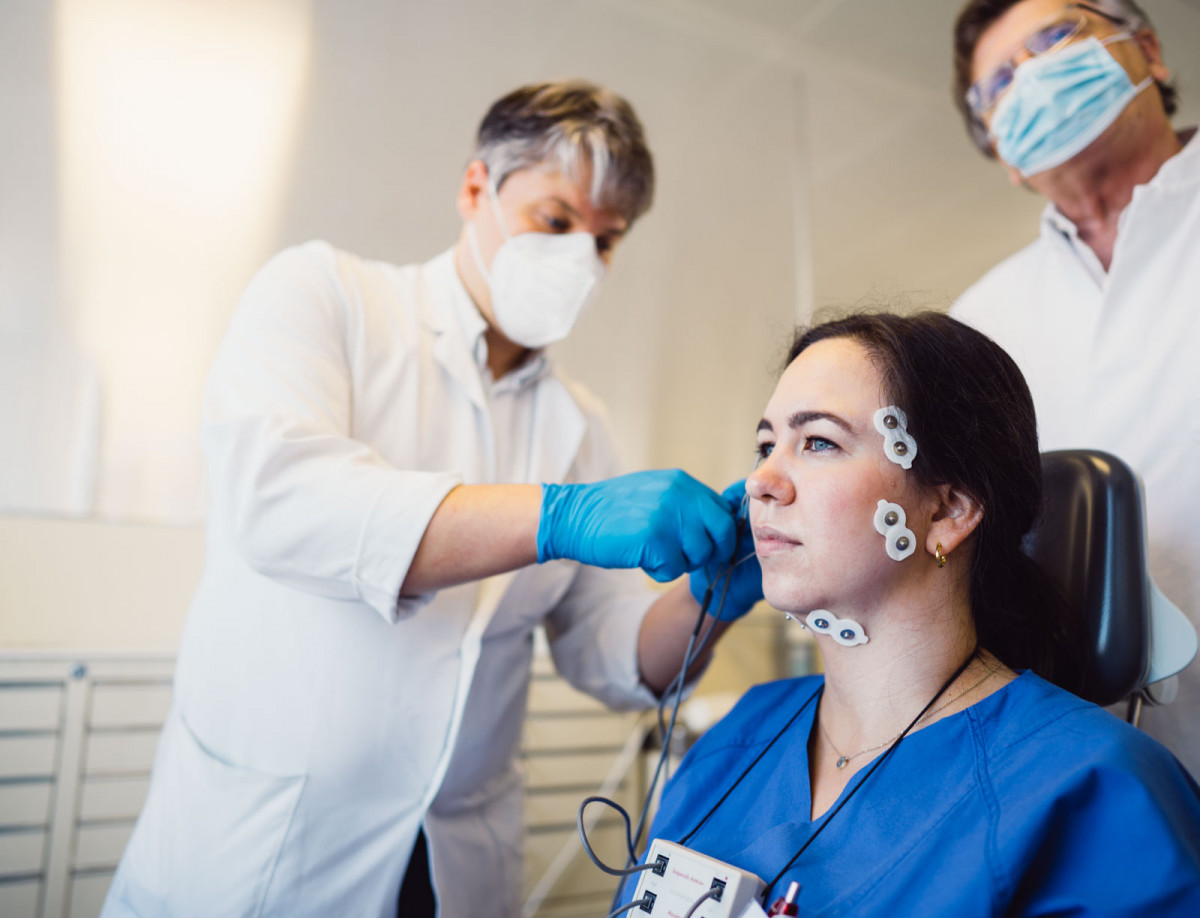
[
  {"left": 688, "top": 480, "right": 762, "bottom": 621},
  {"left": 538, "top": 469, "right": 738, "bottom": 582}
]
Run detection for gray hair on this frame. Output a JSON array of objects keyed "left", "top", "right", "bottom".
[
  {"left": 953, "top": 0, "right": 1177, "bottom": 156},
  {"left": 470, "top": 80, "right": 655, "bottom": 224}
]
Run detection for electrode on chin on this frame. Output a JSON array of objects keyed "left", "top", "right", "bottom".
[{"left": 805, "top": 609, "right": 868, "bottom": 647}]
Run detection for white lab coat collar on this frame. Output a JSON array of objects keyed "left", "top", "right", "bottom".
[
  {"left": 1039, "top": 126, "right": 1200, "bottom": 244},
  {"left": 423, "top": 247, "right": 550, "bottom": 399},
  {"left": 421, "top": 247, "right": 584, "bottom": 486}
]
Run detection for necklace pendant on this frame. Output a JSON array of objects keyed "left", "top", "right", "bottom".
[{"left": 836, "top": 755, "right": 849, "bottom": 769}]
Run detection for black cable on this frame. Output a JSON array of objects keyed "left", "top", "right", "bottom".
[
  {"left": 655, "top": 560, "right": 737, "bottom": 741},
  {"left": 634, "top": 567, "right": 731, "bottom": 853},
  {"left": 656, "top": 584, "right": 717, "bottom": 739},
  {"left": 679, "top": 684, "right": 822, "bottom": 846},
  {"left": 759, "top": 647, "right": 980, "bottom": 901},
  {"left": 630, "top": 624, "right": 699, "bottom": 860},
  {"left": 594, "top": 500, "right": 753, "bottom": 911},
  {"left": 607, "top": 538, "right": 743, "bottom": 907},
  {"left": 577, "top": 796, "right": 660, "bottom": 877},
  {"left": 632, "top": 529, "right": 748, "bottom": 860}
]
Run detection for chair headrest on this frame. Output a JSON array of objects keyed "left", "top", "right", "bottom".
[{"left": 1024, "top": 450, "right": 1196, "bottom": 706}]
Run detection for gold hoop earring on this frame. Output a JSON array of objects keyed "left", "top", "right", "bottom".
[{"left": 934, "top": 543, "right": 947, "bottom": 568}]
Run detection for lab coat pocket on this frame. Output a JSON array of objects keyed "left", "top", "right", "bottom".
[{"left": 116, "top": 711, "right": 306, "bottom": 918}]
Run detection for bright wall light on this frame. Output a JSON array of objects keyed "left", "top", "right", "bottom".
[{"left": 56, "top": 0, "right": 312, "bottom": 521}]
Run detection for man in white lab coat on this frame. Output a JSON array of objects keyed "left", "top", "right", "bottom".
[
  {"left": 102, "top": 81, "right": 760, "bottom": 917},
  {"left": 949, "top": 0, "right": 1200, "bottom": 774}
]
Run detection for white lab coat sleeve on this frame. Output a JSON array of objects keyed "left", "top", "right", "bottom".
[
  {"left": 545, "top": 564, "right": 660, "bottom": 710},
  {"left": 202, "top": 241, "right": 461, "bottom": 622},
  {"left": 540, "top": 388, "right": 661, "bottom": 709}
]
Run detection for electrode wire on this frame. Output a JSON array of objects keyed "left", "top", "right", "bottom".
[
  {"left": 679, "top": 684, "right": 822, "bottom": 847},
  {"left": 593, "top": 533, "right": 741, "bottom": 909},
  {"left": 634, "top": 535, "right": 752, "bottom": 855},
  {"left": 586, "top": 496, "right": 758, "bottom": 912},
  {"left": 587, "top": 569, "right": 719, "bottom": 907},
  {"left": 628, "top": 565, "right": 726, "bottom": 863},
  {"left": 578, "top": 796, "right": 660, "bottom": 877},
  {"left": 654, "top": 551, "right": 756, "bottom": 741},
  {"left": 606, "top": 896, "right": 656, "bottom": 917},
  {"left": 683, "top": 886, "right": 722, "bottom": 917}
]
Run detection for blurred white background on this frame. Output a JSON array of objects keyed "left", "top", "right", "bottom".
[
  {"left": 1, "top": 0, "right": 1198, "bottom": 647},
  {"left": 4, "top": 0, "right": 1199, "bottom": 525}
]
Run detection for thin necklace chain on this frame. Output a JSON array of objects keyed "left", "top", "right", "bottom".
[{"left": 819, "top": 661, "right": 1003, "bottom": 770}]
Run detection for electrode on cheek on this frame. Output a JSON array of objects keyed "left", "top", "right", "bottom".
[
  {"left": 874, "top": 499, "right": 916, "bottom": 561},
  {"left": 874, "top": 406, "right": 917, "bottom": 470}
]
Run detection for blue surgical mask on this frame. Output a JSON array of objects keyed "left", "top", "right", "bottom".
[{"left": 990, "top": 34, "right": 1152, "bottom": 177}]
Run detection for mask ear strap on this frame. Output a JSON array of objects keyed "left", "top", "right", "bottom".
[
  {"left": 466, "top": 169, "right": 514, "bottom": 284},
  {"left": 485, "top": 175, "right": 513, "bottom": 242},
  {"left": 1098, "top": 31, "right": 1158, "bottom": 94},
  {"left": 466, "top": 221, "right": 492, "bottom": 284}
]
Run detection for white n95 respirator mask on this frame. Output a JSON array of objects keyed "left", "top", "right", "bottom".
[{"left": 467, "top": 179, "right": 605, "bottom": 349}]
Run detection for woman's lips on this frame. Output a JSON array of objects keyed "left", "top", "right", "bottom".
[{"left": 754, "top": 525, "right": 800, "bottom": 556}]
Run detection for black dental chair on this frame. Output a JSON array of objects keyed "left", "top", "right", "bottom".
[{"left": 1023, "top": 450, "right": 1197, "bottom": 725}]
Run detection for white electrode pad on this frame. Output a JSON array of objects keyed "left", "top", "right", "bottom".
[
  {"left": 874, "top": 406, "right": 917, "bottom": 470},
  {"left": 874, "top": 500, "right": 916, "bottom": 561},
  {"left": 805, "top": 610, "right": 868, "bottom": 646},
  {"left": 632, "top": 839, "right": 766, "bottom": 918}
]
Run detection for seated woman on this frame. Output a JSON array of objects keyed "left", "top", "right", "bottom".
[{"left": 624, "top": 313, "right": 1200, "bottom": 915}]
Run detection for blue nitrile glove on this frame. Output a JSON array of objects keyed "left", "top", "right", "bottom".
[
  {"left": 688, "top": 480, "right": 762, "bottom": 621},
  {"left": 538, "top": 469, "right": 738, "bottom": 583}
]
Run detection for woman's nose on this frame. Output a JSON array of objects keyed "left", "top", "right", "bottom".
[
  {"left": 746, "top": 468, "right": 769, "bottom": 500},
  {"left": 747, "top": 458, "right": 792, "bottom": 504}
]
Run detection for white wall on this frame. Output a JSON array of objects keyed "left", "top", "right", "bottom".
[
  {"left": 1, "top": 0, "right": 803, "bottom": 527},
  {"left": 0, "top": 517, "right": 203, "bottom": 651},
  {"left": 3, "top": 0, "right": 1200, "bottom": 648}
]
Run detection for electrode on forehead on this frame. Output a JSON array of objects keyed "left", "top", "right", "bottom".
[
  {"left": 874, "top": 406, "right": 917, "bottom": 470},
  {"left": 874, "top": 499, "right": 916, "bottom": 561},
  {"left": 805, "top": 610, "right": 868, "bottom": 647}
]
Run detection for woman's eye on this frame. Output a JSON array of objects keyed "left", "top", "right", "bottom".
[
  {"left": 755, "top": 442, "right": 774, "bottom": 465},
  {"left": 805, "top": 436, "right": 838, "bottom": 453},
  {"left": 544, "top": 215, "right": 570, "bottom": 232}
]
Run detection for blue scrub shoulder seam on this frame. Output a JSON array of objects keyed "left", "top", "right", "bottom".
[{"left": 967, "top": 703, "right": 1010, "bottom": 912}]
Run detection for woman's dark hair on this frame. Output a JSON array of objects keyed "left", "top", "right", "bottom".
[{"left": 788, "top": 311, "right": 1084, "bottom": 692}]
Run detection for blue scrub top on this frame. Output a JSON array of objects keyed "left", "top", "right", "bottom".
[{"left": 621, "top": 671, "right": 1200, "bottom": 916}]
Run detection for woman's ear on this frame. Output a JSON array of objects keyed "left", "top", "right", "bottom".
[{"left": 926, "top": 483, "right": 983, "bottom": 557}]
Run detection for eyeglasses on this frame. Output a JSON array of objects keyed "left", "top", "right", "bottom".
[{"left": 966, "top": 3, "right": 1127, "bottom": 116}]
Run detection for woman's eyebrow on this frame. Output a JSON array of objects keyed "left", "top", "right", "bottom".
[
  {"left": 788, "top": 410, "right": 852, "bottom": 433},
  {"left": 756, "top": 410, "right": 853, "bottom": 436}
]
